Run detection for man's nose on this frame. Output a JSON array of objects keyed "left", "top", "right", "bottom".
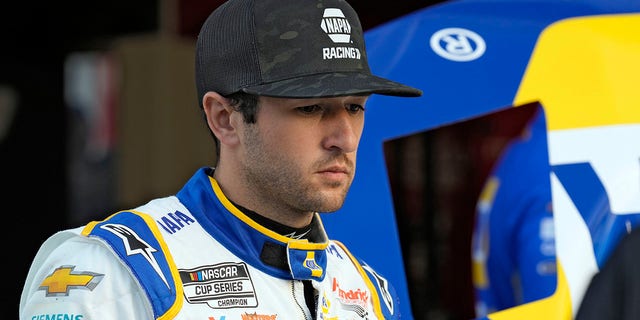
[{"left": 322, "top": 111, "right": 361, "bottom": 153}]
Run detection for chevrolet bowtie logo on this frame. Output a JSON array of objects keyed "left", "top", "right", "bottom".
[{"left": 38, "top": 265, "right": 104, "bottom": 297}]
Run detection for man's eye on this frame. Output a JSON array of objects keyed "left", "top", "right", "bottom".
[
  {"left": 346, "top": 104, "right": 365, "bottom": 114},
  {"left": 297, "top": 104, "right": 322, "bottom": 114}
]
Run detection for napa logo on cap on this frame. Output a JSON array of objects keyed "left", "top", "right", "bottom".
[
  {"left": 320, "top": 8, "right": 361, "bottom": 60},
  {"left": 321, "top": 8, "right": 351, "bottom": 43}
]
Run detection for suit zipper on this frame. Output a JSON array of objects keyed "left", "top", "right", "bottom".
[{"left": 292, "top": 280, "right": 311, "bottom": 320}]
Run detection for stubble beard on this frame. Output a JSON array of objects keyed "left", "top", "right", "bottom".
[{"left": 241, "top": 127, "right": 353, "bottom": 215}]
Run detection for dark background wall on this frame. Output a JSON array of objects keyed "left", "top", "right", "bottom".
[{"left": 1, "top": 0, "right": 442, "bottom": 317}]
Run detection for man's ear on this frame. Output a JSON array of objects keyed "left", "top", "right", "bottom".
[{"left": 202, "top": 92, "right": 239, "bottom": 146}]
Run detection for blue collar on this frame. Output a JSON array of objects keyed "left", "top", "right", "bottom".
[{"left": 177, "top": 167, "right": 329, "bottom": 281}]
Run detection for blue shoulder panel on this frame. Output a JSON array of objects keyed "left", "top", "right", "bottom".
[{"left": 85, "top": 211, "right": 181, "bottom": 319}]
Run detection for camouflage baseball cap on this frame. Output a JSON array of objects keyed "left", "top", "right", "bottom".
[{"left": 195, "top": 0, "right": 422, "bottom": 100}]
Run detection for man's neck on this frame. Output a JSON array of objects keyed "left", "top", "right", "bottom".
[{"left": 211, "top": 166, "right": 314, "bottom": 228}]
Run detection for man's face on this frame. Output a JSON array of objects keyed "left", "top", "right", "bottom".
[{"left": 237, "top": 95, "right": 368, "bottom": 214}]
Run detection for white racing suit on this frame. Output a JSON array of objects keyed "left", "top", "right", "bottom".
[{"left": 20, "top": 167, "right": 399, "bottom": 319}]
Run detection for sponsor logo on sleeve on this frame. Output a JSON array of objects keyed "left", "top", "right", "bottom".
[
  {"left": 180, "top": 262, "right": 258, "bottom": 309},
  {"left": 157, "top": 210, "right": 196, "bottom": 234},
  {"left": 38, "top": 265, "right": 104, "bottom": 297},
  {"left": 326, "top": 243, "right": 344, "bottom": 259},
  {"left": 30, "top": 314, "right": 84, "bottom": 320},
  {"left": 101, "top": 223, "right": 169, "bottom": 287}
]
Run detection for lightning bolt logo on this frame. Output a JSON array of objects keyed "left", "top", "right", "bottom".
[{"left": 101, "top": 223, "right": 170, "bottom": 287}]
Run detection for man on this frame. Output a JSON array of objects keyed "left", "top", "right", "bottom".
[
  {"left": 19, "top": 0, "right": 422, "bottom": 319},
  {"left": 471, "top": 108, "right": 557, "bottom": 317}
]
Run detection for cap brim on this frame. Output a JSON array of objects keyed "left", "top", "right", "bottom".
[{"left": 240, "top": 72, "right": 422, "bottom": 98}]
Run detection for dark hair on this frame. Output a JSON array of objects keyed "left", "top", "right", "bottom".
[{"left": 203, "top": 92, "right": 259, "bottom": 161}]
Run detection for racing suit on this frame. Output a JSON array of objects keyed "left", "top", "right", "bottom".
[
  {"left": 20, "top": 167, "right": 398, "bottom": 319},
  {"left": 471, "top": 109, "right": 557, "bottom": 317}
]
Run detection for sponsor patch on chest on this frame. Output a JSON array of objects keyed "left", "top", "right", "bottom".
[{"left": 180, "top": 262, "right": 258, "bottom": 309}]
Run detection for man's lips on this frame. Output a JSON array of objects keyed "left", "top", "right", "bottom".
[
  {"left": 316, "top": 166, "right": 351, "bottom": 183},
  {"left": 318, "top": 165, "right": 350, "bottom": 175}
]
